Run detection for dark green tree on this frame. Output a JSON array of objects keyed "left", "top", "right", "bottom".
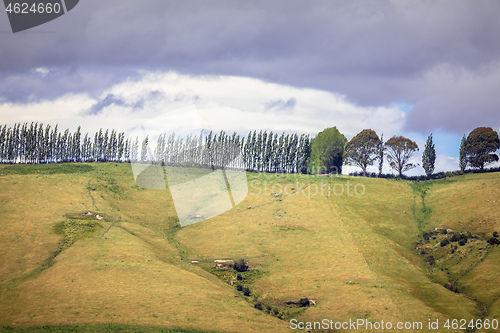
[
  {"left": 309, "top": 127, "right": 347, "bottom": 174},
  {"left": 459, "top": 135, "right": 467, "bottom": 172},
  {"left": 464, "top": 127, "right": 499, "bottom": 171},
  {"left": 422, "top": 133, "right": 436, "bottom": 178},
  {"left": 385, "top": 136, "right": 419, "bottom": 177},
  {"left": 344, "top": 129, "right": 382, "bottom": 176}
]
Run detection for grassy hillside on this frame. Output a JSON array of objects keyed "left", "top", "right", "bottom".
[{"left": 0, "top": 163, "right": 498, "bottom": 332}]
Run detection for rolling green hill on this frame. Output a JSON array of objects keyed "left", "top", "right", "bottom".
[{"left": 0, "top": 163, "right": 498, "bottom": 332}]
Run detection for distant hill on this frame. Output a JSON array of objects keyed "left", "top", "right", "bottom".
[{"left": 0, "top": 163, "right": 498, "bottom": 332}]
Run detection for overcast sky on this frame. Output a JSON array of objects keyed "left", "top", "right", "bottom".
[{"left": 1, "top": 0, "right": 499, "bottom": 174}]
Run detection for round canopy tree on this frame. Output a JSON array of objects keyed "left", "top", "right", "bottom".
[
  {"left": 308, "top": 127, "right": 347, "bottom": 174},
  {"left": 344, "top": 129, "right": 382, "bottom": 176},
  {"left": 464, "top": 127, "right": 499, "bottom": 171},
  {"left": 385, "top": 136, "right": 419, "bottom": 177}
]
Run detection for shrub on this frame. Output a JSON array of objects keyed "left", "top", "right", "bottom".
[
  {"left": 236, "top": 285, "right": 243, "bottom": 291},
  {"left": 444, "top": 283, "right": 459, "bottom": 293},
  {"left": 236, "top": 273, "right": 243, "bottom": 280},
  {"left": 254, "top": 302, "right": 263, "bottom": 310},
  {"left": 493, "top": 231, "right": 499, "bottom": 238},
  {"left": 458, "top": 238, "right": 467, "bottom": 246},
  {"left": 450, "top": 233, "right": 467, "bottom": 242},
  {"left": 299, "top": 298, "right": 310, "bottom": 307},
  {"left": 426, "top": 255, "right": 435, "bottom": 266},
  {"left": 440, "top": 239, "right": 449, "bottom": 247},
  {"left": 487, "top": 237, "right": 500, "bottom": 245},
  {"left": 234, "top": 259, "right": 249, "bottom": 272},
  {"left": 242, "top": 287, "right": 251, "bottom": 296}
]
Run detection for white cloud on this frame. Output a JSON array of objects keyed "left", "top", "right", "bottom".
[
  {"left": 35, "top": 67, "right": 50, "bottom": 76},
  {"left": 0, "top": 94, "right": 93, "bottom": 130},
  {"left": 0, "top": 71, "right": 407, "bottom": 139},
  {"left": 75, "top": 71, "right": 407, "bottom": 139},
  {"left": 434, "top": 153, "right": 459, "bottom": 174},
  {"left": 8, "top": 71, "right": 483, "bottom": 175}
]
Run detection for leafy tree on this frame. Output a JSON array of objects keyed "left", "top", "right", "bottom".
[
  {"left": 344, "top": 129, "right": 382, "bottom": 176},
  {"left": 108, "top": 130, "right": 117, "bottom": 161},
  {"left": 73, "top": 126, "right": 82, "bottom": 162},
  {"left": 0, "top": 125, "right": 7, "bottom": 163},
  {"left": 309, "top": 127, "right": 347, "bottom": 174},
  {"left": 130, "top": 137, "right": 139, "bottom": 162},
  {"left": 385, "top": 136, "right": 419, "bottom": 177},
  {"left": 117, "top": 132, "right": 125, "bottom": 162},
  {"left": 297, "top": 134, "right": 310, "bottom": 174},
  {"left": 422, "top": 133, "right": 436, "bottom": 178},
  {"left": 124, "top": 138, "right": 130, "bottom": 162},
  {"left": 464, "top": 127, "right": 499, "bottom": 171},
  {"left": 459, "top": 135, "right": 467, "bottom": 172},
  {"left": 43, "top": 124, "right": 51, "bottom": 163},
  {"left": 378, "top": 134, "right": 384, "bottom": 176},
  {"left": 140, "top": 135, "right": 149, "bottom": 162}
]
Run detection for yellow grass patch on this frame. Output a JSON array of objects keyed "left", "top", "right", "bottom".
[{"left": 1, "top": 164, "right": 499, "bottom": 332}]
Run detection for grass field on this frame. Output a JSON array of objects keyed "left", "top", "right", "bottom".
[{"left": 0, "top": 163, "right": 498, "bottom": 332}]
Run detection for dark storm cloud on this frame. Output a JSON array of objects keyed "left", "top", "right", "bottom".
[
  {"left": 86, "top": 93, "right": 126, "bottom": 115},
  {"left": 84, "top": 90, "right": 164, "bottom": 115},
  {"left": 1, "top": 0, "right": 500, "bottom": 133},
  {"left": 0, "top": 67, "right": 141, "bottom": 103}
]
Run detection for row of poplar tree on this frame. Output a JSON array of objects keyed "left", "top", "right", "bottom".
[{"left": 0, "top": 122, "right": 310, "bottom": 173}]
